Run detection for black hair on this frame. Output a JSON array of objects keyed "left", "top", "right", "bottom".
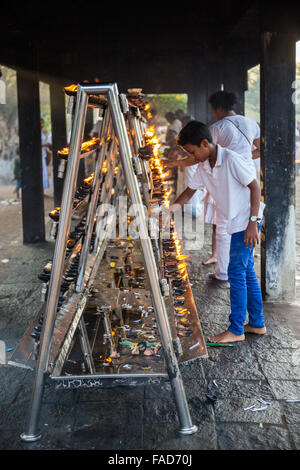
[
  {"left": 177, "top": 121, "right": 212, "bottom": 147},
  {"left": 209, "top": 90, "right": 237, "bottom": 111},
  {"left": 175, "top": 109, "right": 185, "bottom": 117},
  {"left": 165, "top": 112, "right": 175, "bottom": 122},
  {"left": 181, "top": 115, "right": 192, "bottom": 127}
]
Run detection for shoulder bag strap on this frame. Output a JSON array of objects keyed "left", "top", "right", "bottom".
[{"left": 223, "top": 118, "right": 252, "bottom": 147}]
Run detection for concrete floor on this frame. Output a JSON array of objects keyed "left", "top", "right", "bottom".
[{"left": 0, "top": 181, "right": 299, "bottom": 450}]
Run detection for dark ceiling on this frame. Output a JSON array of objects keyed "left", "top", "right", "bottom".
[
  {"left": 0, "top": 1, "right": 299, "bottom": 92},
  {"left": 0, "top": 2, "right": 252, "bottom": 38}
]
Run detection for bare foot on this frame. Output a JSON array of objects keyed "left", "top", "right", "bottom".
[
  {"left": 208, "top": 273, "right": 229, "bottom": 282},
  {"left": 202, "top": 256, "right": 217, "bottom": 265},
  {"left": 208, "top": 272, "right": 218, "bottom": 279},
  {"left": 208, "top": 330, "right": 245, "bottom": 344},
  {"left": 244, "top": 324, "right": 267, "bottom": 335}
]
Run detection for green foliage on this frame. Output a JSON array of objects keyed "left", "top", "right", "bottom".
[
  {"left": 0, "top": 67, "right": 18, "bottom": 128},
  {"left": 245, "top": 62, "right": 300, "bottom": 123},
  {"left": 0, "top": 67, "right": 52, "bottom": 133},
  {"left": 39, "top": 81, "right": 51, "bottom": 133},
  {"left": 145, "top": 93, "right": 188, "bottom": 123},
  {"left": 296, "top": 62, "right": 300, "bottom": 123},
  {"left": 245, "top": 65, "right": 260, "bottom": 123}
]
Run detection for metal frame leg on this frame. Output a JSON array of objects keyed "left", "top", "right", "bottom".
[
  {"left": 78, "top": 317, "right": 96, "bottom": 374},
  {"left": 20, "top": 87, "right": 88, "bottom": 442},
  {"left": 105, "top": 84, "right": 197, "bottom": 435}
]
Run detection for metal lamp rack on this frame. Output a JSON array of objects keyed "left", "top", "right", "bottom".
[{"left": 9, "top": 82, "right": 207, "bottom": 443}]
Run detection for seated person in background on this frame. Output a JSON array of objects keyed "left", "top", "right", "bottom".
[
  {"left": 175, "top": 109, "right": 186, "bottom": 125},
  {"left": 165, "top": 112, "right": 182, "bottom": 147}
]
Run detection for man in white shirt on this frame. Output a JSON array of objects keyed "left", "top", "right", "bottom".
[
  {"left": 171, "top": 121, "right": 266, "bottom": 344},
  {"left": 207, "top": 91, "right": 261, "bottom": 281}
]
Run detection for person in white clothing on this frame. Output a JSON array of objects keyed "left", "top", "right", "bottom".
[
  {"left": 206, "top": 91, "right": 261, "bottom": 281},
  {"left": 182, "top": 161, "right": 203, "bottom": 216},
  {"left": 40, "top": 118, "right": 50, "bottom": 191},
  {"left": 165, "top": 112, "right": 182, "bottom": 147},
  {"left": 180, "top": 115, "right": 203, "bottom": 216},
  {"left": 162, "top": 92, "right": 261, "bottom": 280},
  {"left": 171, "top": 121, "right": 266, "bottom": 344}
]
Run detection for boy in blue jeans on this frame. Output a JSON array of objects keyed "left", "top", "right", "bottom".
[{"left": 172, "top": 121, "right": 266, "bottom": 344}]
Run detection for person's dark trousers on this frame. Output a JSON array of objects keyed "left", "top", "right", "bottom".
[{"left": 227, "top": 221, "right": 264, "bottom": 335}]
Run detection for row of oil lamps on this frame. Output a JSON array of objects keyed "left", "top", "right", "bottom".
[{"left": 142, "top": 124, "right": 193, "bottom": 339}]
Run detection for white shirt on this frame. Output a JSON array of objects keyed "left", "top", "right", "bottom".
[
  {"left": 210, "top": 115, "right": 260, "bottom": 170},
  {"left": 188, "top": 145, "right": 265, "bottom": 235},
  {"left": 168, "top": 119, "right": 182, "bottom": 135},
  {"left": 41, "top": 130, "right": 47, "bottom": 159},
  {"left": 183, "top": 163, "right": 199, "bottom": 186}
]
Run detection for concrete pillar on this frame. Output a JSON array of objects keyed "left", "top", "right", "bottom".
[
  {"left": 74, "top": 105, "right": 94, "bottom": 188},
  {"left": 260, "top": 31, "right": 296, "bottom": 301},
  {"left": 84, "top": 108, "right": 94, "bottom": 140},
  {"left": 206, "top": 64, "right": 223, "bottom": 126},
  {"left": 16, "top": 43, "right": 45, "bottom": 244},
  {"left": 188, "top": 62, "right": 222, "bottom": 125},
  {"left": 187, "top": 86, "right": 207, "bottom": 122},
  {"left": 223, "top": 63, "right": 248, "bottom": 115}
]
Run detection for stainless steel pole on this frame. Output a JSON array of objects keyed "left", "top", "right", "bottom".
[
  {"left": 76, "top": 108, "right": 109, "bottom": 292},
  {"left": 107, "top": 84, "right": 197, "bottom": 435},
  {"left": 78, "top": 317, "right": 96, "bottom": 374},
  {"left": 132, "top": 112, "right": 151, "bottom": 204},
  {"left": 20, "top": 86, "right": 89, "bottom": 442},
  {"left": 93, "top": 114, "right": 112, "bottom": 254},
  {"left": 94, "top": 130, "right": 118, "bottom": 245}
]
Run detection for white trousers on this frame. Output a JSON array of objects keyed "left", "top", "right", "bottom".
[{"left": 215, "top": 209, "right": 231, "bottom": 281}]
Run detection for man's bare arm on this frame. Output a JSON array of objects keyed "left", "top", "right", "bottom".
[
  {"left": 244, "top": 178, "right": 261, "bottom": 249},
  {"left": 252, "top": 138, "right": 260, "bottom": 160},
  {"left": 173, "top": 187, "right": 197, "bottom": 207},
  {"left": 163, "top": 155, "right": 197, "bottom": 169}
]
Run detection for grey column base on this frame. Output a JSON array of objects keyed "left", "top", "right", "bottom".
[
  {"left": 178, "top": 424, "right": 198, "bottom": 435},
  {"left": 20, "top": 432, "right": 42, "bottom": 442}
]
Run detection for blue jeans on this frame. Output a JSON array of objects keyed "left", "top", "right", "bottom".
[{"left": 227, "top": 221, "right": 264, "bottom": 336}]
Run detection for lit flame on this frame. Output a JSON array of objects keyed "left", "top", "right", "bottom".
[
  {"left": 144, "top": 124, "right": 189, "bottom": 282},
  {"left": 102, "top": 161, "right": 108, "bottom": 174},
  {"left": 84, "top": 174, "right": 94, "bottom": 184},
  {"left": 50, "top": 207, "right": 60, "bottom": 215},
  {"left": 58, "top": 137, "right": 100, "bottom": 156},
  {"left": 81, "top": 138, "right": 99, "bottom": 152},
  {"left": 144, "top": 126, "right": 155, "bottom": 139},
  {"left": 64, "top": 84, "right": 78, "bottom": 93}
]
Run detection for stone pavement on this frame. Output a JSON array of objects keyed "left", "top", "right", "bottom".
[{"left": 0, "top": 185, "right": 300, "bottom": 450}]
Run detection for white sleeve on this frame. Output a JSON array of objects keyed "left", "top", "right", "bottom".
[
  {"left": 188, "top": 164, "right": 205, "bottom": 190},
  {"left": 210, "top": 122, "right": 235, "bottom": 148},
  {"left": 228, "top": 154, "right": 257, "bottom": 187},
  {"left": 253, "top": 121, "right": 260, "bottom": 140},
  {"left": 209, "top": 124, "right": 219, "bottom": 144}
]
